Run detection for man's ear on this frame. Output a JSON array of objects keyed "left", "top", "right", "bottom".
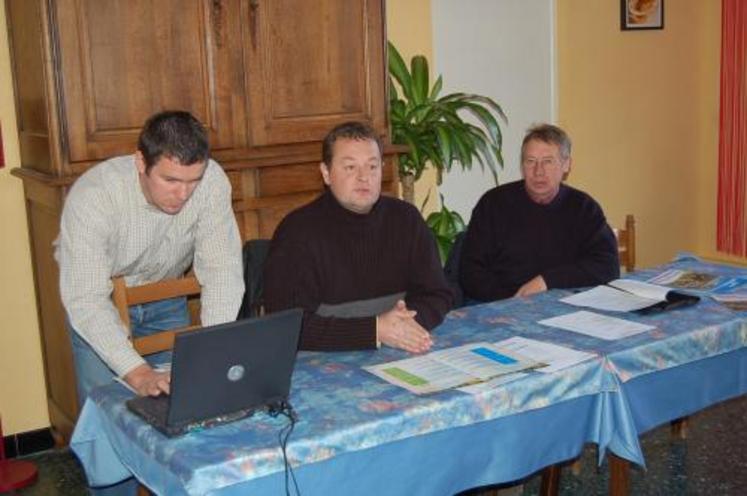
[
  {"left": 562, "top": 156, "right": 572, "bottom": 180},
  {"left": 319, "top": 162, "right": 331, "bottom": 186},
  {"left": 134, "top": 151, "right": 147, "bottom": 175}
]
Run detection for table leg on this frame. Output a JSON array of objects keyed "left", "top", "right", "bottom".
[
  {"left": 670, "top": 417, "right": 689, "bottom": 439},
  {"left": 608, "top": 454, "right": 630, "bottom": 496},
  {"left": 569, "top": 457, "right": 583, "bottom": 475},
  {"left": 539, "top": 464, "right": 560, "bottom": 496}
]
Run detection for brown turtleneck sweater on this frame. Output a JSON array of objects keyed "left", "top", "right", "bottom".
[{"left": 264, "top": 190, "right": 454, "bottom": 351}]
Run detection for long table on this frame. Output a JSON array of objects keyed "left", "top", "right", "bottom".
[{"left": 71, "top": 257, "right": 747, "bottom": 495}]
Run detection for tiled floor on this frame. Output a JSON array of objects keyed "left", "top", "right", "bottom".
[{"left": 10, "top": 394, "right": 747, "bottom": 495}]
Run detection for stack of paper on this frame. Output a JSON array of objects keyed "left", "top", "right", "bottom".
[
  {"left": 561, "top": 279, "right": 698, "bottom": 313},
  {"left": 712, "top": 293, "right": 747, "bottom": 311},
  {"left": 647, "top": 269, "right": 718, "bottom": 289},
  {"left": 649, "top": 269, "right": 747, "bottom": 295}
]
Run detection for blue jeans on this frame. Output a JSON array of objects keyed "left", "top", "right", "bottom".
[{"left": 68, "top": 297, "right": 189, "bottom": 495}]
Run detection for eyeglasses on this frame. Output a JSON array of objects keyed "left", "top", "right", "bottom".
[{"left": 522, "top": 156, "right": 562, "bottom": 169}]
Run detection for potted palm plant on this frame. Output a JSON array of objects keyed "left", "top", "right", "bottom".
[
  {"left": 388, "top": 42, "right": 507, "bottom": 262},
  {"left": 388, "top": 41, "right": 508, "bottom": 204},
  {"left": 425, "top": 194, "right": 466, "bottom": 264}
]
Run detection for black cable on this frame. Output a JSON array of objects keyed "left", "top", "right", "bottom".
[{"left": 271, "top": 401, "right": 301, "bottom": 496}]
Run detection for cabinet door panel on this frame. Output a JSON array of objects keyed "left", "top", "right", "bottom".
[
  {"left": 245, "top": 0, "right": 387, "bottom": 146},
  {"left": 56, "top": 0, "right": 247, "bottom": 163}
]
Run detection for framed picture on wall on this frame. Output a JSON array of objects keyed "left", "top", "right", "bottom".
[{"left": 621, "top": 0, "right": 664, "bottom": 30}]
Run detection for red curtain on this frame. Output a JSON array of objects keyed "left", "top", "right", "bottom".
[{"left": 717, "top": 0, "right": 747, "bottom": 255}]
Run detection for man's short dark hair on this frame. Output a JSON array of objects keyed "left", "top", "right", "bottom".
[
  {"left": 521, "top": 123, "right": 572, "bottom": 161},
  {"left": 322, "top": 121, "right": 383, "bottom": 166},
  {"left": 137, "top": 111, "right": 209, "bottom": 171}
]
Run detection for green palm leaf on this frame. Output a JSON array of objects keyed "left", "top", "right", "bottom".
[
  {"left": 410, "top": 56, "right": 429, "bottom": 105},
  {"left": 387, "top": 40, "right": 508, "bottom": 223}
]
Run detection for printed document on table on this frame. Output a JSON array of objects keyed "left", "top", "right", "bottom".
[
  {"left": 608, "top": 279, "right": 671, "bottom": 301},
  {"left": 650, "top": 269, "right": 747, "bottom": 294},
  {"left": 560, "top": 285, "right": 658, "bottom": 312},
  {"left": 365, "top": 355, "right": 475, "bottom": 394},
  {"left": 647, "top": 269, "right": 718, "bottom": 290},
  {"left": 364, "top": 342, "right": 539, "bottom": 395},
  {"left": 494, "top": 336, "right": 597, "bottom": 373},
  {"left": 538, "top": 310, "right": 655, "bottom": 341},
  {"left": 428, "top": 342, "right": 538, "bottom": 380},
  {"left": 712, "top": 293, "right": 747, "bottom": 311}
]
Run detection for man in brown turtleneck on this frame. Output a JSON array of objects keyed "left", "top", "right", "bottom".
[{"left": 263, "top": 121, "right": 453, "bottom": 353}]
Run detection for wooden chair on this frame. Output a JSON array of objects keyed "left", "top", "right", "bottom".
[
  {"left": 111, "top": 275, "right": 201, "bottom": 355},
  {"left": 112, "top": 275, "right": 202, "bottom": 496},
  {"left": 614, "top": 214, "right": 636, "bottom": 272}
]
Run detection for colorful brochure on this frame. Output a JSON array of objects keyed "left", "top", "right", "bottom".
[{"left": 364, "top": 342, "right": 540, "bottom": 395}]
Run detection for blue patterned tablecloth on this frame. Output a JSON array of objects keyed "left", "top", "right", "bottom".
[{"left": 71, "top": 257, "right": 747, "bottom": 495}]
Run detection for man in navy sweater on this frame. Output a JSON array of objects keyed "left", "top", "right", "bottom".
[{"left": 459, "top": 123, "right": 619, "bottom": 302}]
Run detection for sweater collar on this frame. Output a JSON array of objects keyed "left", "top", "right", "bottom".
[
  {"left": 321, "top": 189, "right": 382, "bottom": 224},
  {"left": 522, "top": 181, "right": 569, "bottom": 210}
]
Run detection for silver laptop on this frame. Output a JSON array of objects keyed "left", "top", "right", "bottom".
[{"left": 126, "top": 308, "right": 302, "bottom": 437}]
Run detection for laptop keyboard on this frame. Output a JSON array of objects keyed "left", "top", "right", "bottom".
[
  {"left": 127, "top": 395, "right": 171, "bottom": 431},
  {"left": 127, "top": 395, "right": 258, "bottom": 437}
]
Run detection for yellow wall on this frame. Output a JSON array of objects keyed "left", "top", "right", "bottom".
[
  {"left": 386, "top": 0, "right": 439, "bottom": 213},
  {"left": 0, "top": 2, "right": 49, "bottom": 434},
  {"left": 386, "top": 0, "right": 433, "bottom": 64},
  {"left": 557, "top": 0, "right": 722, "bottom": 267}
]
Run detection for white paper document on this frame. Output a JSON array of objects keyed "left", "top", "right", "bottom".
[
  {"left": 364, "top": 342, "right": 539, "bottom": 394},
  {"left": 494, "top": 336, "right": 597, "bottom": 373},
  {"left": 560, "top": 285, "right": 658, "bottom": 312},
  {"left": 538, "top": 310, "right": 655, "bottom": 341},
  {"left": 560, "top": 279, "right": 672, "bottom": 312},
  {"left": 608, "top": 279, "right": 671, "bottom": 301}
]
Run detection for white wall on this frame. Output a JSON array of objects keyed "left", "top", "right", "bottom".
[{"left": 431, "top": 0, "right": 556, "bottom": 221}]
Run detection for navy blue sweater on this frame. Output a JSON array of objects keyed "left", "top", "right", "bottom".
[{"left": 459, "top": 181, "right": 619, "bottom": 301}]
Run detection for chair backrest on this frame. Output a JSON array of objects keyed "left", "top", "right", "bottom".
[
  {"left": 443, "top": 231, "right": 466, "bottom": 308},
  {"left": 111, "top": 275, "right": 201, "bottom": 356},
  {"left": 237, "top": 239, "right": 271, "bottom": 319},
  {"left": 614, "top": 214, "right": 636, "bottom": 272}
]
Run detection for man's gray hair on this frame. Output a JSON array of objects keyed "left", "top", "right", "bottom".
[{"left": 521, "top": 123, "right": 572, "bottom": 161}]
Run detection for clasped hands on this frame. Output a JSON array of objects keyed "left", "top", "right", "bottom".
[{"left": 377, "top": 300, "right": 433, "bottom": 354}]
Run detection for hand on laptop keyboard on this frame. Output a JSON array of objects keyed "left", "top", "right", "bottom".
[{"left": 124, "top": 363, "right": 171, "bottom": 396}]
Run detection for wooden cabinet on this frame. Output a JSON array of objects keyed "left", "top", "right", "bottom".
[
  {"left": 245, "top": 0, "right": 386, "bottom": 145},
  {"left": 54, "top": 0, "right": 249, "bottom": 163},
  {"left": 6, "top": 0, "right": 395, "bottom": 443}
]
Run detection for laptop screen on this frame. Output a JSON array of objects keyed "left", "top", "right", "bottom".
[{"left": 167, "top": 308, "right": 302, "bottom": 425}]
